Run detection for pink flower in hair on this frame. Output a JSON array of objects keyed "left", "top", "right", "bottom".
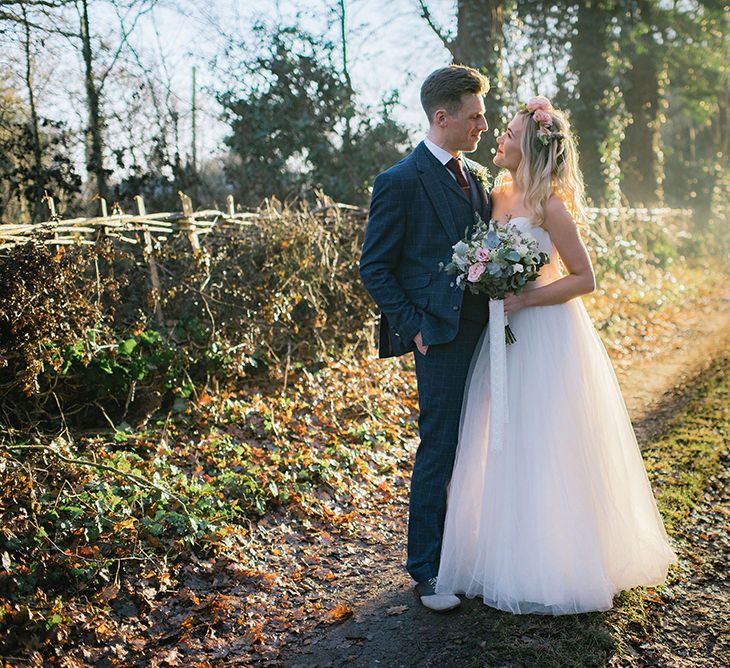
[
  {"left": 526, "top": 96, "right": 553, "bottom": 113},
  {"left": 533, "top": 109, "right": 553, "bottom": 126}
]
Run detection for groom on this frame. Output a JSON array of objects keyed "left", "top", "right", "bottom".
[{"left": 359, "top": 65, "right": 492, "bottom": 612}]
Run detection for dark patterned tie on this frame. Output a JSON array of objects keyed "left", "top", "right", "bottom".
[{"left": 445, "top": 157, "right": 471, "bottom": 197}]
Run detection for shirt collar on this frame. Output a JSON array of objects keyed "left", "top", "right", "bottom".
[{"left": 423, "top": 136, "right": 461, "bottom": 166}]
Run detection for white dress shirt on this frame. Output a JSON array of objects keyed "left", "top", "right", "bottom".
[{"left": 423, "top": 136, "right": 467, "bottom": 182}]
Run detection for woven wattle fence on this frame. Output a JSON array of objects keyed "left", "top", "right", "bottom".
[
  {"left": 0, "top": 192, "right": 692, "bottom": 349},
  {"left": 0, "top": 191, "right": 692, "bottom": 286},
  {"left": 0, "top": 191, "right": 369, "bottom": 329},
  {"left": 0, "top": 194, "right": 261, "bottom": 251},
  {"left": 0, "top": 193, "right": 366, "bottom": 250},
  {"left": 0, "top": 195, "right": 691, "bottom": 250}
]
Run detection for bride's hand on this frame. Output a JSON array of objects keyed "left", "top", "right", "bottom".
[{"left": 503, "top": 293, "right": 526, "bottom": 316}]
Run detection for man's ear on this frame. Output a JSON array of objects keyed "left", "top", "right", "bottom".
[{"left": 432, "top": 109, "right": 449, "bottom": 127}]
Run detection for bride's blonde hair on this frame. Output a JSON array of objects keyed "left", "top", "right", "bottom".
[{"left": 502, "top": 104, "right": 587, "bottom": 228}]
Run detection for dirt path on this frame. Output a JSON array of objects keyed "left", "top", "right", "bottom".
[
  {"left": 615, "top": 304, "right": 730, "bottom": 443},
  {"left": 281, "top": 302, "right": 730, "bottom": 668}
]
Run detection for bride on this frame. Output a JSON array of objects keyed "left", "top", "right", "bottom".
[{"left": 434, "top": 96, "right": 677, "bottom": 615}]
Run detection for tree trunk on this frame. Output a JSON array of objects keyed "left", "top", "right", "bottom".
[
  {"left": 452, "top": 0, "right": 507, "bottom": 155},
  {"left": 569, "top": 1, "right": 616, "bottom": 205},
  {"left": 21, "top": 6, "right": 44, "bottom": 222},
  {"left": 79, "top": 0, "right": 107, "bottom": 203},
  {"left": 700, "top": 101, "right": 728, "bottom": 226},
  {"left": 338, "top": 0, "right": 353, "bottom": 153},
  {"left": 419, "top": 0, "right": 509, "bottom": 166},
  {"left": 620, "top": 1, "right": 664, "bottom": 206}
]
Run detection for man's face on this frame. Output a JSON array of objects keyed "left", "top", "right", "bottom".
[{"left": 442, "top": 94, "right": 488, "bottom": 153}]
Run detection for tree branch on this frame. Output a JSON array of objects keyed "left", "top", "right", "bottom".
[
  {"left": 98, "top": 0, "right": 158, "bottom": 93},
  {"left": 0, "top": 9, "right": 76, "bottom": 37},
  {"left": 417, "top": 0, "right": 453, "bottom": 51}
]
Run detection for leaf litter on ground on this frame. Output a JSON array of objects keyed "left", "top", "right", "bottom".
[{"left": 1, "top": 263, "right": 728, "bottom": 666}]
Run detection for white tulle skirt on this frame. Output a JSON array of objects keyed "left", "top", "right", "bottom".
[{"left": 435, "top": 297, "right": 677, "bottom": 615}]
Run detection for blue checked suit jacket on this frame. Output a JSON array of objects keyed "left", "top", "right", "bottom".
[{"left": 360, "top": 141, "right": 492, "bottom": 358}]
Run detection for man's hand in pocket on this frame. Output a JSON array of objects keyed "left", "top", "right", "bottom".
[{"left": 413, "top": 331, "right": 429, "bottom": 356}]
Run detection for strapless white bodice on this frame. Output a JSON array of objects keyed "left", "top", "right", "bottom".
[{"left": 502, "top": 216, "right": 561, "bottom": 286}]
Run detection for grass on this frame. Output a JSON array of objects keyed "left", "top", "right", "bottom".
[{"left": 642, "top": 355, "right": 729, "bottom": 534}]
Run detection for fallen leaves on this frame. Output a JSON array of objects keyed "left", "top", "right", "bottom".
[
  {"left": 2, "top": 259, "right": 729, "bottom": 666},
  {"left": 327, "top": 603, "right": 354, "bottom": 622},
  {"left": 385, "top": 605, "right": 409, "bottom": 616}
]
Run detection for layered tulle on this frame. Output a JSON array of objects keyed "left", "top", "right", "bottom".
[{"left": 435, "top": 219, "right": 677, "bottom": 615}]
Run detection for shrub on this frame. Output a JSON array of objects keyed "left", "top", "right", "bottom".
[{"left": 0, "top": 196, "right": 374, "bottom": 430}]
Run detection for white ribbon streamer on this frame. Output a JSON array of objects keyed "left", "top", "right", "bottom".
[{"left": 488, "top": 299, "right": 509, "bottom": 453}]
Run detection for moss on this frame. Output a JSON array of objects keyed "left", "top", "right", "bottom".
[{"left": 642, "top": 354, "right": 729, "bottom": 534}]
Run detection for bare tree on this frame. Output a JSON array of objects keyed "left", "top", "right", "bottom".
[
  {"left": 1, "top": 0, "right": 162, "bottom": 209},
  {"left": 20, "top": 4, "right": 45, "bottom": 220},
  {"left": 337, "top": 0, "right": 354, "bottom": 152},
  {"left": 0, "top": 1, "right": 75, "bottom": 219},
  {"left": 75, "top": 0, "right": 107, "bottom": 200},
  {"left": 72, "top": 0, "right": 159, "bottom": 204}
]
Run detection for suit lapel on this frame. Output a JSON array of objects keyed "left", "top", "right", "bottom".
[
  {"left": 415, "top": 143, "right": 465, "bottom": 243},
  {"left": 463, "top": 157, "right": 492, "bottom": 222},
  {"left": 414, "top": 144, "right": 493, "bottom": 242}
]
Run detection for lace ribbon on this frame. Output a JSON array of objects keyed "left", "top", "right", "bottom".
[{"left": 488, "top": 299, "right": 509, "bottom": 452}]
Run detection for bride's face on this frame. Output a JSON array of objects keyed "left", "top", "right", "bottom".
[{"left": 494, "top": 113, "right": 524, "bottom": 170}]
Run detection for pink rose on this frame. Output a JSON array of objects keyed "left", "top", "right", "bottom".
[
  {"left": 533, "top": 109, "right": 553, "bottom": 126},
  {"left": 468, "top": 262, "right": 486, "bottom": 282},
  {"left": 526, "top": 95, "right": 552, "bottom": 113},
  {"left": 475, "top": 247, "right": 490, "bottom": 262}
]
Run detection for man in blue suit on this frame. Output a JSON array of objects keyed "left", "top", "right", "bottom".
[{"left": 360, "top": 65, "right": 492, "bottom": 612}]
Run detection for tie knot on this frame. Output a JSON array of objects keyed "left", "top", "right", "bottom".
[{"left": 446, "top": 157, "right": 470, "bottom": 192}]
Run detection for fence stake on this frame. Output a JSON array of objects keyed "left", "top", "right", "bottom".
[
  {"left": 178, "top": 191, "right": 200, "bottom": 252},
  {"left": 98, "top": 197, "right": 109, "bottom": 239},
  {"left": 42, "top": 191, "right": 58, "bottom": 220},
  {"left": 227, "top": 194, "right": 235, "bottom": 218},
  {"left": 42, "top": 192, "right": 60, "bottom": 246},
  {"left": 99, "top": 196, "right": 114, "bottom": 281},
  {"left": 136, "top": 195, "right": 164, "bottom": 327}
]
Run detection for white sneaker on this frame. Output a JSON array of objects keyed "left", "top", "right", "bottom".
[{"left": 414, "top": 577, "right": 461, "bottom": 612}]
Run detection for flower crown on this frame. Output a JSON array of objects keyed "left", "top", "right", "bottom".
[{"left": 524, "top": 96, "right": 563, "bottom": 147}]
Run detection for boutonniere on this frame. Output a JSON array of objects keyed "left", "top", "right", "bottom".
[{"left": 465, "top": 162, "right": 492, "bottom": 192}]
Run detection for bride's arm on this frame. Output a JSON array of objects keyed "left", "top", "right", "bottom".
[{"left": 504, "top": 197, "right": 595, "bottom": 315}]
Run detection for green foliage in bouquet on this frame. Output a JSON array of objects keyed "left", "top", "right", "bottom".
[{"left": 441, "top": 214, "right": 551, "bottom": 298}]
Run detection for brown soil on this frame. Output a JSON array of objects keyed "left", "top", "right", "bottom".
[{"left": 616, "top": 303, "right": 730, "bottom": 443}]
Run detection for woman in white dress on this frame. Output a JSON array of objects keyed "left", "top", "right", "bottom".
[{"left": 435, "top": 96, "right": 677, "bottom": 615}]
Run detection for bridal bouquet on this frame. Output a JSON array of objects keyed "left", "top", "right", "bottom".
[{"left": 440, "top": 214, "right": 550, "bottom": 343}]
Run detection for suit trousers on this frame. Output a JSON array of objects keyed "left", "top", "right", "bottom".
[{"left": 406, "top": 315, "right": 487, "bottom": 583}]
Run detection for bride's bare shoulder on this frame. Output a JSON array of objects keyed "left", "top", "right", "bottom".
[{"left": 543, "top": 195, "right": 574, "bottom": 230}]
